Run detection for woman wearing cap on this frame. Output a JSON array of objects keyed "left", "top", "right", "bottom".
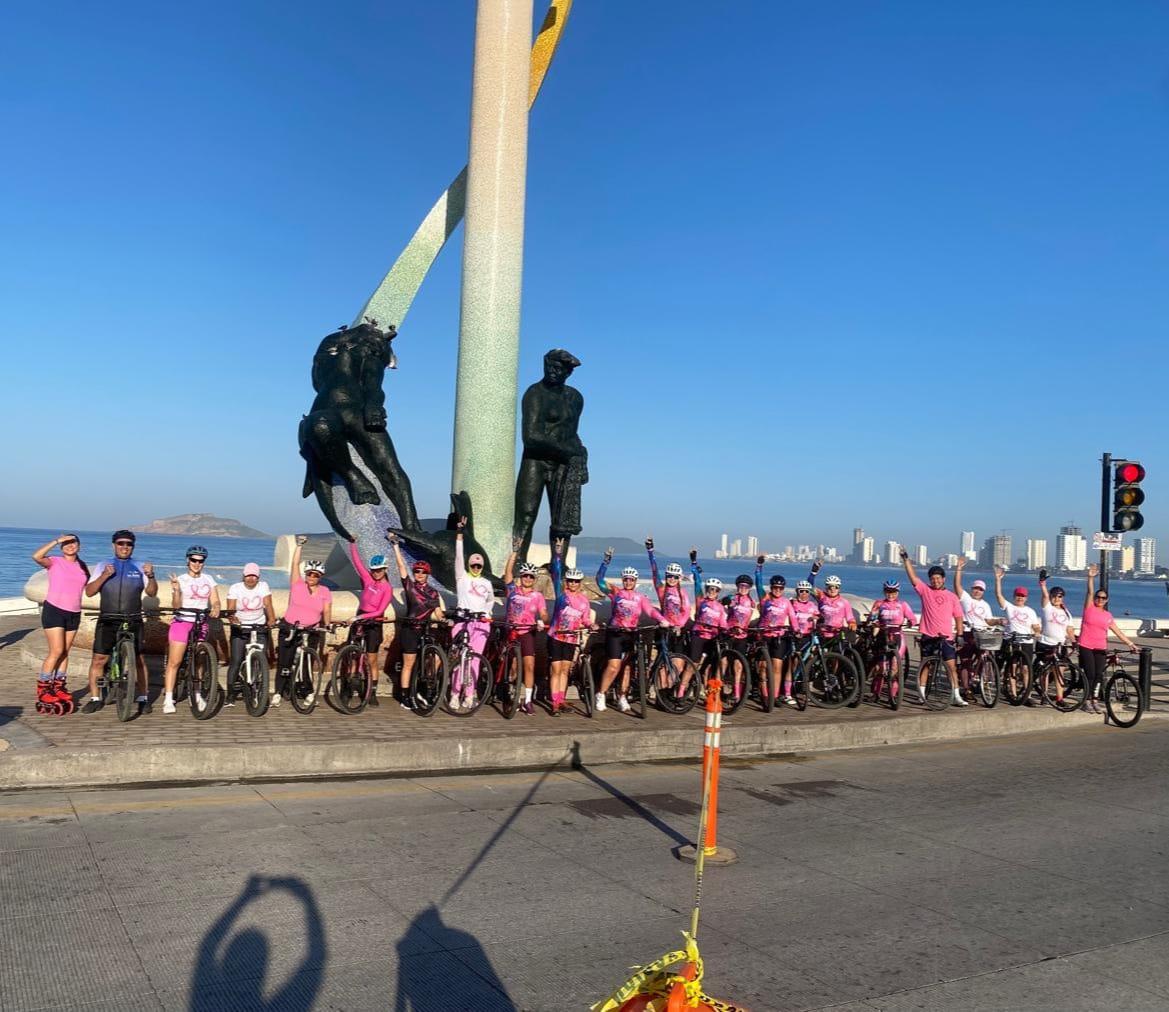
[
  {"left": 225, "top": 563, "right": 275, "bottom": 703},
  {"left": 993, "top": 565, "right": 1041, "bottom": 702},
  {"left": 953, "top": 556, "right": 1001, "bottom": 698},
  {"left": 275, "top": 536, "right": 334, "bottom": 706},
  {"left": 162, "top": 546, "right": 222, "bottom": 714},
  {"left": 1036, "top": 569, "right": 1076, "bottom": 706},
  {"left": 346, "top": 538, "right": 395, "bottom": 706},
  {"left": 1080, "top": 563, "right": 1138, "bottom": 714},
  {"left": 451, "top": 517, "right": 495, "bottom": 710},
  {"left": 595, "top": 549, "right": 668, "bottom": 712},
  {"left": 502, "top": 539, "right": 549, "bottom": 714},
  {"left": 548, "top": 537, "right": 594, "bottom": 713},
  {"left": 31, "top": 533, "right": 90, "bottom": 714},
  {"left": 754, "top": 558, "right": 795, "bottom": 708},
  {"left": 387, "top": 532, "right": 443, "bottom": 710}
]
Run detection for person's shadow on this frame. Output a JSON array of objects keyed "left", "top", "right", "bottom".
[
  {"left": 394, "top": 905, "right": 515, "bottom": 1011},
  {"left": 190, "top": 875, "right": 326, "bottom": 1012}
]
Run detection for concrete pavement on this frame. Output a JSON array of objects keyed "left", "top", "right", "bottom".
[{"left": 3, "top": 722, "right": 1169, "bottom": 1009}]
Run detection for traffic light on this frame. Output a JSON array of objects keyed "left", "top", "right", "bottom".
[{"left": 1112, "top": 460, "right": 1146, "bottom": 532}]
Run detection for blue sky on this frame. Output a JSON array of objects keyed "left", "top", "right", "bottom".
[{"left": 2, "top": 1, "right": 1166, "bottom": 558}]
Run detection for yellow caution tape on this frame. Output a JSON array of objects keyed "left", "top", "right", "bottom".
[{"left": 590, "top": 932, "right": 746, "bottom": 1011}]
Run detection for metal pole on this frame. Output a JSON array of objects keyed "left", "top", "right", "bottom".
[
  {"left": 1139, "top": 647, "right": 1153, "bottom": 712},
  {"left": 1100, "top": 451, "right": 1111, "bottom": 594},
  {"left": 452, "top": 0, "right": 534, "bottom": 569}
]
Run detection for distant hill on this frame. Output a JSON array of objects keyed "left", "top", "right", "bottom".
[
  {"left": 574, "top": 536, "right": 644, "bottom": 554},
  {"left": 131, "top": 514, "right": 271, "bottom": 539}
]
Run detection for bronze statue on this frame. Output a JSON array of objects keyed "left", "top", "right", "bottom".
[
  {"left": 387, "top": 491, "right": 497, "bottom": 591},
  {"left": 298, "top": 319, "right": 420, "bottom": 541},
  {"left": 512, "top": 348, "right": 588, "bottom": 561}
]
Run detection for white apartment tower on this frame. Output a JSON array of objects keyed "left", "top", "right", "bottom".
[
  {"left": 1138, "top": 538, "right": 1157, "bottom": 576},
  {"left": 746, "top": 535, "right": 758, "bottom": 557},
  {"left": 1026, "top": 539, "right": 1047, "bottom": 571},
  {"left": 885, "top": 541, "right": 900, "bottom": 565},
  {"left": 961, "top": 531, "right": 976, "bottom": 560},
  {"left": 1056, "top": 525, "right": 1087, "bottom": 572}
]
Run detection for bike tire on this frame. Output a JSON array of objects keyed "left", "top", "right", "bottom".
[
  {"left": 753, "top": 649, "right": 774, "bottom": 713},
  {"left": 662, "top": 654, "right": 699, "bottom": 714},
  {"left": 845, "top": 645, "right": 866, "bottom": 708},
  {"left": 290, "top": 652, "right": 321, "bottom": 714},
  {"left": 189, "top": 642, "right": 220, "bottom": 720},
  {"left": 244, "top": 652, "right": 270, "bottom": 717},
  {"left": 975, "top": 653, "right": 999, "bottom": 708},
  {"left": 807, "top": 651, "right": 858, "bottom": 709},
  {"left": 1003, "top": 658, "right": 1031, "bottom": 707},
  {"left": 499, "top": 643, "right": 523, "bottom": 719},
  {"left": 718, "top": 649, "right": 749, "bottom": 715},
  {"left": 920, "top": 658, "right": 950, "bottom": 710},
  {"left": 1048, "top": 658, "right": 1087, "bottom": 713},
  {"left": 889, "top": 656, "right": 905, "bottom": 711},
  {"left": 1104, "top": 670, "right": 1143, "bottom": 728},
  {"left": 332, "top": 645, "right": 370, "bottom": 715},
  {"left": 115, "top": 638, "right": 137, "bottom": 723},
  {"left": 411, "top": 643, "right": 448, "bottom": 717},
  {"left": 445, "top": 649, "right": 490, "bottom": 716},
  {"left": 629, "top": 651, "right": 649, "bottom": 720}
]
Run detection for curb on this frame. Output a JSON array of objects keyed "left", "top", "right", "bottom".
[{"left": 0, "top": 705, "right": 1137, "bottom": 793}]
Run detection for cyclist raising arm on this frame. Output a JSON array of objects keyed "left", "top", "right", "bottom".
[
  {"left": 993, "top": 565, "right": 1041, "bottom": 684},
  {"left": 901, "top": 549, "right": 966, "bottom": 706},
  {"left": 276, "top": 536, "right": 333, "bottom": 707},
  {"left": 755, "top": 557, "right": 795, "bottom": 708},
  {"left": 646, "top": 537, "right": 690, "bottom": 632},
  {"left": 1079, "top": 563, "right": 1138, "bottom": 713},
  {"left": 386, "top": 532, "right": 443, "bottom": 710},
  {"left": 347, "top": 539, "right": 395, "bottom": 706},
  {"left": 596, "top": 548, "right": 668, "bottom": 712},
  {"left": 503, "top": 537, "right": 549, "bottom": 715},
  {"left": 548, "top": 537, "right": 594, "bottom": 714}
]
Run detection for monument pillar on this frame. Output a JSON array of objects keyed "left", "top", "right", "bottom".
[{"left": 451, "top": 0, "right": 534, "bottom": 569}]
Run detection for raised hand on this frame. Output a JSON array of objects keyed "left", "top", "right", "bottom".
[
  {"left": 456, "top": 515, "right": 468, "bottom": 531},
  {"left": 1087, "top": 562, "right": 1099, "bottom": 578},
  {"left": 756, "top": 554, "right": 765, "bottom": 567},
  {"left": 645, "top": 536, "right": 654, "bottom": 551},
  {"left": 689, "top": 548, "right": 698, "bottom": 564},
  {"left": 553, "top": 536, "right": 566, "bottom": 555},
  {"left": 385, "top": 530, "right": 399, "bottom": 545},
  {"left": 511, "top": 535, "right": 524, "bottom": 553},
  {"left": 956, "top": 556, "right": 966, "bottom": 571},
  {"left": 142, "top": 562, "right": 155, "bottom": 579},
  {"left": 604, "top": 547, "right": 614, "bottom": 563},
  {"left": 168, "top": 573, "right": 179, "bottom": 586},
  {"left": 994, "top": 564, "right": 1005, "bottom": 578},
  {"left": 296, "top": 535, "right": 308, "bottom": 547}
]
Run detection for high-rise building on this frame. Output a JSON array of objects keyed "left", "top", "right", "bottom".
[
  {"left": 1056, "top": 525, "right": 1087, "bottom": 572},
  {"left": 861, "top": 537, "right": 875, "bottom": 564},
  {"left": 783, "top": 546, "right": 794, "bottom": 561},
  {"left": 720, "top": 533, "right": 728, "bottom": 556},
  {"left": 913, "top": 545, "right": 929, "bottom": 566},
  {"left": 1138, "top": 537, "right": 1157, "bottom": 576},
  {"left": 746, "top": 536, "right": 758, "bottom": 557},
  {"left": 851, "top": 528, "right": 865, "bottom": 562},
  {"left": 1026, "top": 539, "right": 1047, "bottom": 571},
  {"left": 885, "top": 541, "right": 900, "bottom": 566},
  {"left": 961, "top": 531, "right": 975, "bottom": 560},
  {"left": 943, "top": 553, "right": 959, "bottom": 569},
  {"left": 1111, "top": 545, "right": 1135, "bottom": 575},
  {"left": 729, "top": 538, "right": 742, "bottom": 557},
  {"left": 980, "top": 534, "right": 1012, "bottom": 570}
]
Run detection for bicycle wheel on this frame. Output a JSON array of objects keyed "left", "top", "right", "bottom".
[
  {"left": 845, "top": 645, "right": 866, "bottom": 708},
  {"left": 243, "top": 651, "right": 270, "bottom": 717},
  {"left": 1047, "top": 658, "right": 1087, "bottom": 713},
  {"left": 1002, "top": 657, "right": 1031, "bottom": 707},
  {"left": 888, "top": 657, "right": 905, "bottom": 711},
  {"left": 173, "top": 660, "right": 189, "bottom": 704},
  {"left": 756, "top": 651, "right": 775, "bottom": 713},
  {"left": 498, "top": 642, "right": 523, "bottom": 719},
  {"left": 975, "top": 653, "right": 999, "bottom": 708},
  {"left": 446, "top": 649, "right": 490, "bottom": 716},
  {"left": 628, "top": 651, "right": 649, "bottom": 720},
  {"left": 290, "top": 652, "right": 321, "bottom": 714},
  {"left": 661, "top": 654, "right": 699, "bottom": 714},
  {"left": 332, "top": 645, "right": 370, "bottom": 715},
  {"left": 1104, "top": 670, "right": 1143, "bottom": 728},
  {"left": 791, "top": 659, "right": 809, "bottom": 711},
  {"left": 919, "top": 658, "right": 950, "bottom": 710},
  {"left": 720, "top": 650, "right": 750, "bottom": 715},
  {"left": 188, "top": 642, "right": 220, "bottom": 720},
  {"left": 411, "top": 643, "right": 448, "bottom": 717},
  {"left": 577, "top": 654, "right": 595, "bottom": 717},
  {"left": 807, "top": 651, "right": 857, "bottom": 709},
  {"left": 115, "top": 638, "right": 137, "bottom": 723}
]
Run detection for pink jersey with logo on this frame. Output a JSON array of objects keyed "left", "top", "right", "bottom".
[
  {"left": 608, "top": 589, "right": 664, "bottom": 630},
  {"left": 817, "top": 593, "right": 855, "bottom": 632},
  {"left": 790, "top": 597, "right": 820, "bottom": 636},
  {"left": 506, "top": 586, "right": 546, "bottom": 630},
  {"left": 725, "top": 593, "right": 754, "bottom": 638},
  {"left": 348, "top": 542, "right": 394, "bottom": 620},
  {"left": 871, "top": 599, "right": 916, "bottom": 631},
  {"left": 657, "top": 584, "right": 691, "bottom": 628},
  {"left": 693, "top": 597, "right": 729, "bottom": 640},
  {"left": 757, "top": 594, "right": 795, "bottom": 636},
  {"left": 551, "top": 590, "right": 591, "bottom": 643},
  {"left": 912, "top": 580, "right": 963, "bottom": 638}
]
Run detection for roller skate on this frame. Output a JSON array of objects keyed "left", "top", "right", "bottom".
[
  {"left": 50, "top": 676, "right": 76, "bottom": 714},
  {"left": 36, "top": 678, "right": 63, "bottom": 715}
]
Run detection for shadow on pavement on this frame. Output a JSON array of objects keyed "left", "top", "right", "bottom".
[
  {"left": 0, "top": 706, "right": 23, "bottom": 728},
  {"left": 0, "top": 627, "right": 31, "bottom": 651},
  {"left": 190, "top": 874, "right": 326, "bottom": 1011}
]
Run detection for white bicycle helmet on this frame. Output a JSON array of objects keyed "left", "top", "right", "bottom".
[
  {"left": 304, "top": 560, "right": 325, "bottom": 575},
  {"left": 665, "top": 562, "right": 683, "bottom": 577},
  {"left": 518, "top": 562, "right": 537, "bottom": 577},
  {"left": 795, "top": 579, "right": 812, "bottom": 591},
  {"left": 565, "top": 568, "right": 584, "bottom": 581},
  {"left": 621, "top": 566, "right": 639, "bottom": 579},
  {"left": 705, "top": 577, "right": 723, "bottom": 591},
  {"left": 825, "top": 575, "right": 842, "bottom": 588}
]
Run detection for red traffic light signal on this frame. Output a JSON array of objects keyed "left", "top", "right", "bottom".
[{"left": 1112, "top": 460, "right": 1146, "bottom": 532}]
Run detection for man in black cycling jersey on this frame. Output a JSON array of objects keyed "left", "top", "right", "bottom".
[{"left": 83, "top": 530, "right": 157, "bottom": 714}]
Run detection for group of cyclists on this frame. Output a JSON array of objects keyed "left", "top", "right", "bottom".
[{"left": 31, "top": 527, "right": 1142, "bottom": 720}]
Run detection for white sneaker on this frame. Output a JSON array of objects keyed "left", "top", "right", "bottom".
[
  {"left": 194, "top": 692, "right": 205, "bottom": 710},
  {"left": 594, "top": 692, "right": 606, "bottom": 712},
  {"left": 461, "top": 693, "right": 474, "bottom": 710},
  {"left": 917, "top": 685, "right": 927, "bottom": 704},
  {"left": 951, "top": 693, "right": 969, "bottom": 707},
  {"left": 162, "top": 699, "right": 176, "bottom": 715},
  {"left": 305, "top": 692, "right": 315, "bottom": 705},
  {"left": 271, "top": 693, "right": 282, "bottom": 707},
  {"left": 617, "top": 696, "right": 631, "bottom": 713},
  {"left": 783, "top": 696, "right": 798, "bottom": 707}
]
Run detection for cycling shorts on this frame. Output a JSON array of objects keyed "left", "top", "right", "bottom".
[
  {"left": 687, "top": 636, "right": 720, "bottom": 665},
  {"left": 398, "top": 624, "right": 423, "bottom": 654},
  {"left": 510, "top": 628, "right": 536, "bottom": 658},
  {"left": 351, "top": 622, "right": 384, "bottom": 654},
  {"left": 168, "top": 618, "right": 209, "bottom": 646},
  {"left": 93, "top": 617, "right": 143, "bottom": 657},
  {"left": 763, "top": 636, "right": 791, "bottom": 660},
  {"left": 548, "top": 637, "right": 576, "bottom": 663},
  {"left": 920, "top": 635, "right": 957, "bottom": 663},
  {"left": 605, "top": 628, "right": 637, "bottom": 660},
  {"left": 41, "top": 601, "right": 81, "bottom": 632}
]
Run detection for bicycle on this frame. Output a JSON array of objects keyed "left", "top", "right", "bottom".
[
  {"left": 790, "top": 632, "right": 857, "bottom": 710},
  {"left": 1103, "top": 648, "right": 1143, "bottom": 728},
  {"left": 647, "top": 628, "right": 700, "bottom": 715},
  {"left": 999, "top": 637, "right": 1034, "bottom": 707},
  {"left": 328, "top": 618, "right": 386, "bottom": 715},
  {"left": 167, "top": 608, "right": 220, "bottom": 720},
  {"left": 693, "top": 633, "right": 751, "bottom": 716},
  {"left": 444, "top": 610, "right": 494, "bottom": 717},
  {"left": 280, "top": 622, "right": 332, "bottom": 714},
  {"left": 486, "top": 621, "right": 526, "bottom": 719},
  {"left": 1031, "top": 643, "right": 1087, "bottom": 712},
  {"left": 866, "top": 624, "right": 907, "bottom": 711},
  {"left": 96, "top": 612, "right": 141, "bottom": 723},
  {"left": 402, "top": 621, "right": 449, "bottom": 717},
  {"left": 819, "top": 627, "right": 865, "bottom": 707},
  {"left": 915, "top": 636, "right": 957, "bottom": 711},
  {"left": 744, "top": 630, "right": 782, "bottom": 713},
  {"left": 959, "top": 628, "right": 1001, "bottom": 708},
  {"left": 229, "top": 621, "right": 271, "bottom": 717},
  {"left": 559, "top": 627, "right": 598, "bottom": 717}
]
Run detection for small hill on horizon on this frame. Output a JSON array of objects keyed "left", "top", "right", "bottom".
[{"left": 131, "top": 513, "right": 271, "bottom": 539}]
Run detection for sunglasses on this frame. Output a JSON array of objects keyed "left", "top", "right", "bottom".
[
  {"left": 566, "top": 579, "right": 582, "bottom": 584},
  {"left": 114, "top": 541, "right": 134, "bottom": 547},
  {"left": 520, "top": 574, "right": 535, "bottom": 580},
  {"left": 60, "top": 539, "right": 79, "bottom": 547},
  {"left": 189, "top": 558, "right": 206, "bottom": 564},
  {"left": 1095, "top": 594, "right": 1108, "bottom": 601},
  {"left": 797, "top": 588, "right": 810, "bottom": 593},
  {"left": 306, "top": 571, "right": 322, "bottom": 577},
  {"left": 666, "top": 575, "right": 680, "bottom": 580}
]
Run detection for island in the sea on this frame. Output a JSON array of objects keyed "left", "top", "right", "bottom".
[{"left": 131, "top": 514, "right": 271, "bottom": 539}]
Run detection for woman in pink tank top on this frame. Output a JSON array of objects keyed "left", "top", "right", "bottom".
[
  {"left": 32, "top": 533, "right": 91, "bottom": 712},
  {"left": 1080, "top": 564, "right": 1137, "bottom": 713}
]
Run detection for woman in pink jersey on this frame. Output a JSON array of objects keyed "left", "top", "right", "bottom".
[
  {"left": 755, "top": 564, "right": 796, "bottom": 707},
  {"left": 1080, "top": 563, "right": 1138, "bottom": 713},
  {"left": 548, "top": 539, "right": 594, "bottom": 714},
  {"left": 868, "top": 580, "right": 916, "bottom": 702},
  {"left": 275, "top": 536, "right": 334, "bottom": 706},
  {"left": 503, "top": 539, "right": 550, "bottom": 715},
  {"left": 595, "top": 549, "right": 668, "bottom": 713},
  {"left": 32, "top": 533, "right": 90, "bottom": 713},
  {"left": 347, "top": 539, "right": 394, "bottom": 706}
]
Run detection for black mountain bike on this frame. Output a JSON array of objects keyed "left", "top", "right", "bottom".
[
  {"left": 170, "top": 609, "right": 220, "bottom": 720},
  {"left": 1103, "top": 648, "right": 1143, "bottom": 728},
  {"left": 1032, "top": 643, "right": 1087, "bottom": 712},
  {"left": 647, "top": 628, "right": 700, "bottom": 715},
  {"left": 915, "top": 636, "right": 956, "bottom": 711},
  {"left": 693, "top": 633, "right": 751, "bottom": 716},
  {"left": 329, "top": 618, "right": 385, "bottom": 715},
  {"left": 97, "top": 612, "right": 141, "bottom": 723},
  {"left": 999, "top": 637, "right": 1034, "bottom": 707},
  {"left": 403, "top": 621, "right": 450, "bottom": 717}
]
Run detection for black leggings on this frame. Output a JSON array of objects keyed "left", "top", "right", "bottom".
[
  {"left": 276, "top": 622, "right": 322, "bottom": 696},
  {"left": 226, "top": 626, "right": 271, "bottom": 685},
  {"left": 1079, "top": 647, "right": 1107, "bottom": 699}
]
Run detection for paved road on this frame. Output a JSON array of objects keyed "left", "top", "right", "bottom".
[{"left": 4, "top": 722, "right": 1169, "bottom": 1010}]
